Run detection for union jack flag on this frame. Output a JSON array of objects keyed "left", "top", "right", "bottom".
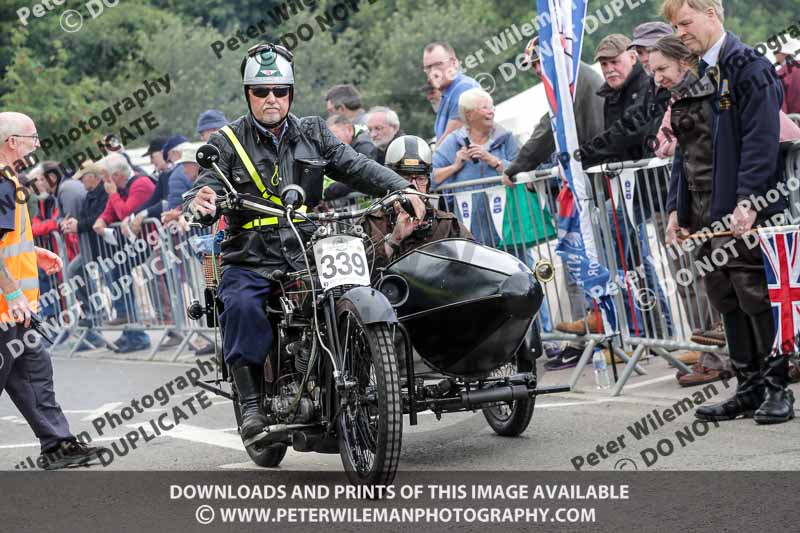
[{"left": 758, "top": 227, "right": 800, "bottom": 355}]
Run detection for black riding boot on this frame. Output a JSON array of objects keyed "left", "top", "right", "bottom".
[
  {"left": 695, "top": 310, "right": 764, "bottom": 421},
  {"left": 230, "top": 360, "right": 268, "bottom": 441},
  {"left": 747, "top": 311, "right": 794, "bottom": 424},
  {"left": 754, "top": 355, "right": 795, "bottom": 424}
]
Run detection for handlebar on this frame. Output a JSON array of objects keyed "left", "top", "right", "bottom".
[
  {"left": 213, "top": 188, "right": 437, "bottom": 224},
  {"left": 189, "top": 142, "right": 437, "bottom": 224}
]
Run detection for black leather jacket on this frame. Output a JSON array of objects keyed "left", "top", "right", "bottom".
[{"left": 185, "top": 113, "right": 410, "bottom": 277}]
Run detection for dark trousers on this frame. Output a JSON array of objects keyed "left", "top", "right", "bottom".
[
  {"left": 689, "top": 191, "right": 772, "bottom": 317},
  {"left": 218, "top": 267, "right": 274, "bottom": 366},
  {"left": 690, "top": 191, "right": 775, "bottom": 381},
  {"left": 0, "top": 325, "right": 73, "bottom": 451}
]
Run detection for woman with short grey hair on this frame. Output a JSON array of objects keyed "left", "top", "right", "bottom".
[{"left": 432, "top": 87, "right": 519, "bottom": 246}]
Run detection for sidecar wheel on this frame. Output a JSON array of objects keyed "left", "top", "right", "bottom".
[
  {"left": 336, "top": 301, "right": 402, "bottom": 486},
  {"left": 233, "top": 400, "right": 288, "bottom": 467},
  {"left": 482, "top": 360, "right": 535, "bottom": 437},
  {"left": 482, "top": 396, "right": 535, "bottom": 437}
]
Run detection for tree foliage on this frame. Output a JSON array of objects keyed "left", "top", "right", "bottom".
[{"left": 0, "top": 0, "right": 797, "bottom": 161}]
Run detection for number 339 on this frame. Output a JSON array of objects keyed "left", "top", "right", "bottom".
[{"left": 319, "top": 252, "right": 366, "bottom": 279}]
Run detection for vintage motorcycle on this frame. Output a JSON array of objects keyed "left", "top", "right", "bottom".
[{"left": 187, "top": 144, "right": 567, "bottom": 486}]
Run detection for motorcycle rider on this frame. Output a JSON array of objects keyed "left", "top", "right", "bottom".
[
  {"left": 185, "top": 43, "right": 424, "bottom": 442},
  {"left": 364, "top": 135, "right": 472, "bottom": 271}
]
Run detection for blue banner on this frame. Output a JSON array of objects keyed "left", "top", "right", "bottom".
[{"left": 537, "top": 0, "right": 617, "bottom": 332}]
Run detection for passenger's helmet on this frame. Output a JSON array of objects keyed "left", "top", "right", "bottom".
[{"left": 384, "top": 135, "right": 432, "bottom": 175}]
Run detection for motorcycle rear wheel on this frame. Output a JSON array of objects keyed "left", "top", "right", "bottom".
[
  {"left": 336, "top": 302, "right": 402, "bottom": 486},
  {"left": 232, "top": 399, "right": 288, "bottom": 467}
]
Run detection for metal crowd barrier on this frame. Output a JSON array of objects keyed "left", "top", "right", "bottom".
[
  {"left": 583, "top": 158, "right": 729, "bottom": 394},
  {"left": 784, "top": 140, "right": 800, "bottom": 219},
  {"left": 34, "top": 230, "right": 77, "bottom": 348},
  {"left": 44, "top": 147, "right": 799, "bottom": 383},
  {"left": 51, "top": 217, "right": 217, "bottom": 361},
  {"left": 429, "top": 159, "right": 748, "bottom": 395}
]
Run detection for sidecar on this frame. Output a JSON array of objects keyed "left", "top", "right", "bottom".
[{"left": 374, "top": 238, "right": 569, "bottom": 435}]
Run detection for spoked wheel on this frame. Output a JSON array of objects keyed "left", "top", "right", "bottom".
[
  {"left": 481, "top": 358, "right": 536, "bottom": 437},
  {"left": 232, "top": 397, "right": 288, "bottom": 467},
  {"left": 336, "top": 301, "right": 402, "bottom": 486}
]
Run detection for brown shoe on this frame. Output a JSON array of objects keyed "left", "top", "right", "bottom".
[
  {"left": 556, "top": 317, "right": 587, "bottom": 334},
  {"left": 555, "top": 311, "right": 604, "bottom": 335},
  {"left": 586, "top": 311, "right": 604, "bottom": 334},
  {"left": 677, "top": 365, "right": 728, "bottom": 387},
  {"left": 107, "top": 317, "right": 129, "bottom": 326},
  {"left": 690, "top": 326, "right": 726, "bottom": 346},
  {"left": 676, "top": 351, "right": 702, "bottom": 365}
]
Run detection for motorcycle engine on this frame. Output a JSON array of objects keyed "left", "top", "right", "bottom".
[
  {"left": 286, "top": 332, "right": 312, "bottom": 375},
  {"left": 271, "top": 381, "right": 315, "bottom": 424}
]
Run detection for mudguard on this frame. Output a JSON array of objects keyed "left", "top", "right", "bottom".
[{"left": 338, "top": 286, "right": 399, "bottom": 324}]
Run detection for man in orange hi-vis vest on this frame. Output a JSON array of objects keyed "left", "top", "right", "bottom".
[{"left": 0, "top": 112, "right": 106, "bottom": 469}]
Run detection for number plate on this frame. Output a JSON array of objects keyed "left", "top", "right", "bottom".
[{"left": 313, "top": 235, "right": 370, "bottom": 290}]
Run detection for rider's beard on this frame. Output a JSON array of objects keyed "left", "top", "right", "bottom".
[{"left": 258, "top": 106, "right": 283, "bottom": 124}]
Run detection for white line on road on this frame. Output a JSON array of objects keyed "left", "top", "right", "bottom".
[
  {"left": 53, "top": 356, "right": 205, "bottom": 368},
  {"left": 622, "top": 374, "right": 677, "bottom": 389},
  {"left": 0, "top": 435, "right": 123, "bottom": 450},
  {"left": 74, "top": 402, "right": 123, "bottom": 421},
  {"left": 148, "top": 423, "right": 244, "bottom": 451},
  {"left": 536, "top": 399, "right": 617, "bottom": 409}
]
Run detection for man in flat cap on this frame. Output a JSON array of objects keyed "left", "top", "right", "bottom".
[
  {"left": 580, "top": 34, "right": 664, "bottom": 165},
  {"left": 629, "top": 21, "right": 674, "bottom": 74}
]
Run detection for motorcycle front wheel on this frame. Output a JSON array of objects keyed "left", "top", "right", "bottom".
[{"left": 336, "top": 301, "right": 402, "bottom": 486}]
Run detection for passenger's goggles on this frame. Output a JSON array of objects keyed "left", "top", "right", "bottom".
[{"left": 250, "top": 86, "right": 291, "bottom": 98}]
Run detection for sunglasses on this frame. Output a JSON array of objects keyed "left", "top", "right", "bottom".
[{"left": 250, "top": 86, "right": 291, "bottom": 98}]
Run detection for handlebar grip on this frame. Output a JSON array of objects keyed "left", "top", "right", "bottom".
[{"left": 398, "top": 196, "right": 417, "bottom": 219}]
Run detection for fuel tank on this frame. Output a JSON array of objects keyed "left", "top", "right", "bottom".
[{"left": 380, "top": 239, "right": 544, "bottom": 379}]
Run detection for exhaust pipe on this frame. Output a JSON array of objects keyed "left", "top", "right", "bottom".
[{"left": 461, "top": 384, "right": 532, "bottom": 407}]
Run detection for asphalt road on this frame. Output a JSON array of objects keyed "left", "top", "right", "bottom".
[{"left": 2, "top": 347, "right": 800, "bottom": 473}]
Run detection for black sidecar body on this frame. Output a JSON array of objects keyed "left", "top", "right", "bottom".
[{"left": 379, "top": 238, "right": 544, "bottom": 379}]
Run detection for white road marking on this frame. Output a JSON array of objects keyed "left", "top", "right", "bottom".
[
  {"left": 153, "top": 424, "right": 244, "bottom": 451},
  {"left": 0, "top": 435, "right": 122, "bottom": 449},
  {"left": 622, "top": 374, "right": 677, "bottom": 389},
  {"left": 1, "top": 415, "right": 29, "bottom": 425},
  {"left": 75, "top": 402, "right": 124, "bottom": 421},
  {"left": 52, "top": 356, "right": 208, "bottom": 368},
  {"left": 536, "top": 399, "right": 615, "bottom": 409}
]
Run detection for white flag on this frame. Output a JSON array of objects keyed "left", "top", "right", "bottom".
[
  {"left": 533, "top": 181, "right": 547, "bottom": 211},
  {"left": 619, "top": 168, "right": 638, "bottom": 232},
  {"left": 486, "top": 187, "right": 507, "bottom": 237},
  {"left": 454, "top": 192, "right": 473, "bottom": 232}
]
